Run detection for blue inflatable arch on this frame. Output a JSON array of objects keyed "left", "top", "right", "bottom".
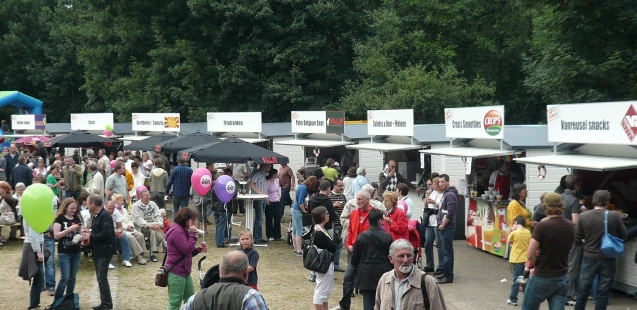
[{"left": 0, "top": 91, "right": 43, "bottom": 114}]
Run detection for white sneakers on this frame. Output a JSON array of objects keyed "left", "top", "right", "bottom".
[
  {"left": 329, "top": 306, "right": 342, "bottom": 310},
  {"left": 108, "top": 263, "right": 115, "bottom": 269},
  {"left": 122, "top": 260, "right": 132, "bottom": 267},
  {"left": 507, "top": 299, "right": 518, "bottom": 306}
]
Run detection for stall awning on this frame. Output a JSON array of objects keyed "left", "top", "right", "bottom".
[
  {"left": 346, "top": 143, "right": 423, "bottom": 152},
  {"left": 419, "top": 147, "right": 516, "bottom": 159},
  {"left": 514, "top": 154, "right": 637, "bottom": 171},
  {"left": 119, "top": 135, "right": 151, "bottom": 142},
  {"left": 274, "top": 139, "right": 352, "bottom": 148},
  {"left": 223, "top": 138, "right": 268, "bottom": 144}
]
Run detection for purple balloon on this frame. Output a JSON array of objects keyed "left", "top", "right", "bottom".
[{"left": 214, "top": 175, "right": 235, "bottom": 204}]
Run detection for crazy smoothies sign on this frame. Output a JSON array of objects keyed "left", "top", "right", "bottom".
[
  {"left": 445, "top": 105, "right": 505, "bottom": 139},
  {"left": 466, "top": 198, "right": 510, "bottom": 257}
]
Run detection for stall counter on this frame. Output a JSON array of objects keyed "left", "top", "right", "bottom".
[
  {"left": 466, "top": 196, "right": 511, "bottom": 257},
  {"left": 614, "top": 222, "right": 637, "bottom": 297}
]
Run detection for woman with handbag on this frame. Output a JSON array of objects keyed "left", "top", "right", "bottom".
[
  {"left": 310, "top": 206, "right": 337, "bottom": 310},
  {"left": 18, "top": 208, "right": 46, "bottom": 310},
  {"left": 165, "top": 208, "right": 207, "bottom": 310}
]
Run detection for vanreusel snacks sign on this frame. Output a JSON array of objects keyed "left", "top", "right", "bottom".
[
  {"left": 547, "top": 101, "right": 637, "bottom": 145},
  {"left": 444, "top": 105, "right": 505, "bottom": 139}
]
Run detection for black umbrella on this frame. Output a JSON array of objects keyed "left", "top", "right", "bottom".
[
  {"left": 154, "top": 131, "right": 221, "bottom": 153},
  {"left": 178, "top": 137, "right": 289, "bottom": 164},
  {"left": 43, "top": 131, "right": 120, "bottom": 148},
  {"left": 123, "top": 133, "right": 178, "bottom": 151}
]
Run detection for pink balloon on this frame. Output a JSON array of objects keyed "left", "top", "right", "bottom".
[
  {"left": 214, "top": 175, "right": 235, "bottom": 204},
  {"left": 110, "top": 160, "right": 116, "bottom": 169},
  {"left": 191, "top": 167, "right": 213, "bottom": 196},
  {"left": 136, "top": 185, "right": 148, "bottom": 199},
  {"left": 396, "top": 200, "right": 408, "bottom": 213},
  {"left": 103, "top": 130, "right": 112, "bottom": 137}
]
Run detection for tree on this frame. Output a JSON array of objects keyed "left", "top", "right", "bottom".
[{"left": 525, "top": 0, "right": 637, "bottom": 105}]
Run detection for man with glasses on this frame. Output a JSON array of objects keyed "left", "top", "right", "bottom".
[
  {"left": 375, "top": 239, "right": 447, "bottom": 309},
  {"left": 378, "top": 160, "right": 417, "bottom": 199},
  {"left": 435, "top": 174, "right": 458, "bottom": 284}
]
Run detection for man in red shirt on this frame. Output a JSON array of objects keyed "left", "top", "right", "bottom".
[{"left": 333, "top": 191, "right": 373, "bottom": 310}]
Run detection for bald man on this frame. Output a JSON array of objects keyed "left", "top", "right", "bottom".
[{"left": 182, "top": 251, "right": 268, "bottom": 310}]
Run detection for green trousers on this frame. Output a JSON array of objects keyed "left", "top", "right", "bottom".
[{"left": 167, "top": 272, "right": 195, "bottom": 310}]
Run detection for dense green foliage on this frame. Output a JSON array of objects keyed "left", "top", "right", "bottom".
[{"left": 1, "top": 0, "right": 634, "bottom": 125}]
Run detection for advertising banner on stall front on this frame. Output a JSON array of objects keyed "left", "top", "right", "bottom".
[
  {"left": 11, "top": 114, "right": 36, "bottom": 130},
  {"left": 445, "top": 105, "right": 505, "bottom": 139},
  {"left": 291, "top": 111, "right": 345, "bottom": 134},
  {"left": 132, "top": 113, "right": 180, "bottom": 132},
  {"left": 34, "top": 114, "right": 46, "bottom": 130},
  {"left": 71, "top": 113, "right": 114, "bottom": 131},
  {"left": 547, "top": 101, "right": 637, "bottom": 145},
  {"left": 207, "top": 112, "right": 262, "bottom": 133},
  {"left": 367, "top": 109, "right": 414, "bottom": 136}
]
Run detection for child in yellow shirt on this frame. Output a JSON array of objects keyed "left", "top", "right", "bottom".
[{"left": 507, "top": 216, "right": 531, "bottom": 306}]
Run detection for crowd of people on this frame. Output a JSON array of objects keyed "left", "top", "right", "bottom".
[{"left": 4, "top": 142, "right": 635, "bottom": 310}]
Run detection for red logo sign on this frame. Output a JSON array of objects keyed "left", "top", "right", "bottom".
[
  {"left": 155, "top": 145, "right": 161, "bottom": 152},
  {"left": 261, "top": 157, "right": 278, "bottom": 164},
  {"left": 327, "top": 117, "right": 344, "bottom": 126},
  {"left": 181, "top": 152, "right": 189, "bottom": 159},
  {"left": 104, "top": 142, "right": 112, "bottom": 147},
  {"left": 43, "top": 142, "right": 51, "bottom": 147},
  {"left": 621, "top": 105, "right": 637, "bottom": 142}
]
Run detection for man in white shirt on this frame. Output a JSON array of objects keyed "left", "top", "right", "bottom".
[{"left": 83, "top": 161, "right": 104, "bottom": 201}]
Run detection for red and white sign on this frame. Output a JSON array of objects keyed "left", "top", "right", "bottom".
[
  {"left": 445, "top": 106, "right": 505, "bottom": 139},
  {"left": 547, "top": 101, "right": 637, "bottom": 145}
]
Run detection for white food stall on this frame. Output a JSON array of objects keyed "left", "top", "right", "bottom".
[{"left": 515, "top": 101, "right": 637, "bottom": 297}]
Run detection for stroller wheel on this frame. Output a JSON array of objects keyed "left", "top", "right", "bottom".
[{"left": 287, "top": 232, "right": 293, "bottom": 245}]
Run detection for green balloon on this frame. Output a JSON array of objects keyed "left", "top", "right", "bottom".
[
  {"left": 105, "top": 124, "right": 113, "bottom": 131},
  {"left": 21, "top": 183, "right": 56, "bottom": 233}
]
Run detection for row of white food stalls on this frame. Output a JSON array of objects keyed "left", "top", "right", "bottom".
[{"left": 513, "top": 101, "right": 637, "bottom": 296}]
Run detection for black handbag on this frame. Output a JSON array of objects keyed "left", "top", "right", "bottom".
[{"left": 303, "top": 231, "right": 333, "bottom": 274}]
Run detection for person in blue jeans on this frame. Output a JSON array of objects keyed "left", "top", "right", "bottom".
[
  {"left": 249, "top": 163, "right": 270, "bottom": 244},
  {"left": 573, "top": 190, "right": 626, "bottom": 310},
  {"left": 435, "top": 174, "right": 458, "bottom": 284},
  {"left": 53, "top": 198, "right": 82, "bottom": 301},
  {"left": 166, "top": 158, "right": 193, "bottom": 219},
  {"left": 44, "top": 235, "right": 57, "bottom": 295},
  {"left": 521, "top": 193, "right": 575, "bottom": 310}
]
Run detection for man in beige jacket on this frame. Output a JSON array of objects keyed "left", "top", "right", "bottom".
[{"left": 374, "top": 239, "right": 447, "bottom": 310}]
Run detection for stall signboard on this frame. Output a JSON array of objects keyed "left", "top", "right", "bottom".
[
  {"left": 11, "top": 114, "right": 35, "bottom": 130},
  {"left": 207, "top": 112, "right": 262, "bottom": 133},
  {"left": 547, "top": 101, "right": 637, "bottom": 145},
  {"left": 71, "top": 113, "right": 114, "bottom": 131},
  {"left": 291, "top": 111, "right": 345, "bottom": 134},
  {"left": 35, "top": 114, "right": 46, "bottom": 130},
  {"left": 445, "top": 105, "right": 505, "bottom": 139},
  {"left": 367, "top": 109, "right": 414, "bottom": 136},
  {"left": 132, "top": 113, "right": 180, "bottom": 132}
]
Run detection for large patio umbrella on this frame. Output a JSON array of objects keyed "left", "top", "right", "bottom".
[
  {"left": 178, "top": 137, "right": 289, "bottom": 164},
  {"left": 14, "top": 135, "right": 51, "bottom": 146},
  {"left": 43, "top": 131, "right": 120, "bottom": 148},
  {"left": 123, "top": 133, "right": 178, "bottom": 151},
  {"left": 154, "top": 131, "right": 221, "bottom": 153}
]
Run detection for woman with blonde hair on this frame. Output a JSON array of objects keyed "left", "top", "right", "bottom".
[
  {"left": 381, "top": 191, "right": 409, "bottom": 241},
  {"left": 52, "top": 198, "right": 82, "bottom": 301}
]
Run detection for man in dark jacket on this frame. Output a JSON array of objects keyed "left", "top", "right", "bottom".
[
  {"left": 182, "top": 250, "right": 268, "bottom": 310},
  {"left": 10, "top": 155, "right": 33, "bottom": 189},
  {"left": 350, "top": 208, "right": 393, "bottom": 309},
  {"left": 83, "top": 194, "right": 116, "bottom": 310},
  {"left": 4, "top": 144, "right": 19, "bottom": 184},
  {"left": 435, "top": 174, "right": 458, "bottom": 284}
]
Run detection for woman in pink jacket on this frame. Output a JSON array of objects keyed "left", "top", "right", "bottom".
[{"left": 165, "top": 208, "right": 208, "bottom": 310}]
